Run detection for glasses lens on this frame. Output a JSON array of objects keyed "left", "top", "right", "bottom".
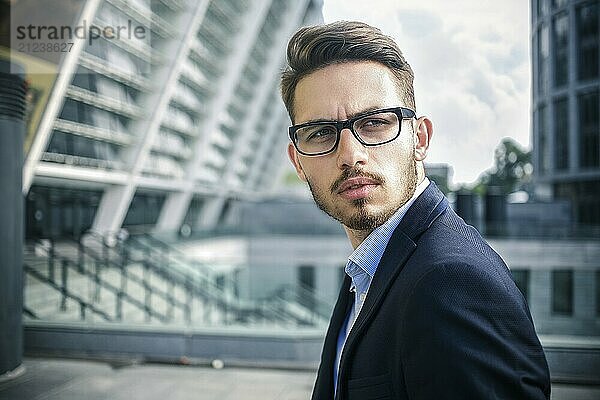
[
  {"left": 295, "top": 124, "right": 338, "bottom": 155},
  {"left": 353, "top": 111, "right": 400, "bottom": 144}
]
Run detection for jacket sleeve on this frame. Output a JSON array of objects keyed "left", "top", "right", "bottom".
[{"left": 399, "top": 262, "right": 551, "bottom": 399}]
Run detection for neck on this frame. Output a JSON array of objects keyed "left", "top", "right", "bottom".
[
  {"left": 344, "top": 226, "right": 372, "bottom": 249},
  {"left": 416, "top": 163, "right": 425, "bottom": 186}
]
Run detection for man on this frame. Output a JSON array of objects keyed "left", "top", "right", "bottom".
[{"left": 280, "top": 21, "right": 550, "bottom": 399}]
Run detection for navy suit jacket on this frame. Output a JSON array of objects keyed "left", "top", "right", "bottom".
[{"left": 312, "top": 182, "right": 550, "bottom": 400}]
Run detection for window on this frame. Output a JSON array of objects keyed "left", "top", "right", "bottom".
[
  {"left": 537, "top": 105, "right": 551, "bottom": 174},
  {"left": 552, "top": 0, "right": 569, "bottom": 9},
  {"left": 552, "top": 270, "right": 573, "bottom": 315},
  {"left": 579, "top": 91, "right": 599, "bottom": 168},
  {"left": 577, "top": 2, "right": 599, "bottom": 81},
  {"left": 538, "top": 0, "right": 550, "bottom": 17},
  {"left": 538, "top": 25, "right": 550, "bottom": 96},
  {"left": 123, "top": 193, "right": 167, "bottom": 227},
  {"left": 554, "top": 98, "right": 569, "bottom": 170},
  {"left": 25, "top": 185, "right": 101, "bottom": 239},
  {"left": 553, "top": 13, "right": 569, "bottom": 87},
  {"left": 217, "top": 199, "right": 233, "bottom": 225},
  {"left": 298, "top": 265, "right": 315, "bottom": 290},
  {"left": 596, "top": 271, "right": 600, "bottom": 316},
  {"left": 578, "top": 197, "right": 600, "bottom": 225},
  {"left": 511, "top": 269, "right": 530, "bottom": 303},
  {"left": 58, "top": 99, "right": 79, "bottom": 122},
  {"left": 298, "top": 265, "right": 316, "bottom": 312}
]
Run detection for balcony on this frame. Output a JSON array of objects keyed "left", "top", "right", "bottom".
[
  {"left": 143, "top": 153, "right": 185, "bottom": 178},
  {"left": 151, "top": 131, "right": 192, "bottom": 159},
  {"left": 53, "top": 119, "right": 133, "bottom": 146},
  {"left": 160, "top": 108, "right": 196, "bottom": 137},
  {"left": 65, "top": 86, "right": 143, "bottom": 119},
  {"left": 171, "top": 91, "right": 203, "bottom": 116},
  {"left": 89, "top": 19, "right": 155, "bottom": 64},
  {"left": 106, "top": 0, "right": 176, "bottom": 38},
  {"left": 156, "top": 0, "right": 185, "bottom": 12},
  {"left": 79, "top": 52, "right": 151, "bottom": 92},
  {"left": 204, "top": 146, "right": 227, "bottom": 170},
  {"left": 40, "top": 152, "right": 124, "bottom": 171},
  {"left": 181, "top": 59, "right": 207, "bottom": 83}
]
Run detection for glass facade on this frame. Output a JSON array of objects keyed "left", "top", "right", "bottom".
[
  {"left": 577, "top": 2, "right": 599, "bottom": 81},
  {"left": 552, "top": 269, "right": 574, "bottom": 315},
  {"left": 553, "top": 13, "right": 569, "bottom": 87},
  {"left": 597, "top": 270, "right": 600, "bottom": 316},
  {"left": 25, "top": 185, "right": 101, "bottom": 239},
  {"left": 538, "top": 0, "right": 550, "bottom": 16},
  {"left": 579, "top": 90, "right": 600, "bottom": 168},
  {"left": 538, "top": 25, "right": 550, "bottom": 96},
  {"left": 554, "top": 97, "right": 569, "bottom": 170},
  {"left": 122, "top": 192, "right": 166, "bottom": 228},
  {"left": 538, "top": 105, "right": 551, "bottom": 174},
  {"left": 511, "top": 269, "right": 530, "bottom": 302},
  {"left": 579, "top": 194, "right": 600, "bottom": 224},
  {"left": 22, "top": 0, "right": 323, "bottom": 239},
  {"left": 552, "top": 0, "right": 570, "bottom": 8},
  {"left": 46, "top": 130, "right": 120, "bottom": 164},
  {"left": 533, "top": 0, "right": 600, "bottom": 229},
  {"left": 556, "top": 180, "right": 600, "bottom": 224}
]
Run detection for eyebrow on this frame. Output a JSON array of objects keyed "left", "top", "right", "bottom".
[{"left": 300, "top": 106, "right": 385, "bottom": 125}]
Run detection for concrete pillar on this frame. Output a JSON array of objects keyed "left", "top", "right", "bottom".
[{"left": 0, "top": 60, "right": 26, "bottom": 377}]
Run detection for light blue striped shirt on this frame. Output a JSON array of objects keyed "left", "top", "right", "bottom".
[{"left": 333, "top": 178, "right": 430, "bottom": 393}]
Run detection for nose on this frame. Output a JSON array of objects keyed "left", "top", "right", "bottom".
[{"left": 335, "top": 128, "right": 368, "bottom": 169}]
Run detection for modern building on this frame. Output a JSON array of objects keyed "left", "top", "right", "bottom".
[
  {"left": 5, "top": 0, "right": 599, "bottom": 381},
  {"left": 15, "top": 0, "right": 323, "bottom": 240},
  {"left": 531, "top": 0, "right": 600, "bottom": 226},
  {"left": 3, "top": 0, "right": 327, "bottom": 373}
]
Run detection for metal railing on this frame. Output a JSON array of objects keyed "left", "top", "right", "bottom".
[
  {"left": 24, "top": 239, "right": 186, "bottom": 323},
  {"left": 124, "top": 232, "right": 334, "bottom": 324},
  {"left": 24, "top": 263, "right": 112, "bottom": 322},
  {"left": 23, "top": 232, "right": 331, "bottom": 328}
]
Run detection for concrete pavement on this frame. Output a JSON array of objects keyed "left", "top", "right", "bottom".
[
  {"left": 0, "top": 358, "right": 315, "bottom": 400},
  {"left": 2, "top": 357, "right": 600, "bottom": 400}
]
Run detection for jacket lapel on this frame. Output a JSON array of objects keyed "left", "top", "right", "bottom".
[
  {"left": 312, "top": 275, "right": 353, "bottom": 399},
  {"left": 337, "top": 182, "right": 449, "bottom": 381}
]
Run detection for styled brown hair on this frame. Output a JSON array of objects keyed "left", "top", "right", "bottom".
[{"left": 280, "top": 20, "right": 415, "bottom": 122}]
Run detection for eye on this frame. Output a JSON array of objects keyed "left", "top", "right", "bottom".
[
  {"left": 358, "top": 118, "right": 390, "bottom": 130},
  {"left": 355, "top": 112, "right": 398, "bottom": 135},
  {"left": 304, "top": 125, "right": 337, "bottom": 142}
]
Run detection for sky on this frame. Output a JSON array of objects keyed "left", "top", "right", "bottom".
[{"left": 321, "top": 0, "right": 531, "bottom": 185}]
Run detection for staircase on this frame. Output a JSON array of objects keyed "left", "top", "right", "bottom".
[{"left": 23, "top": 232, "right": 332, "bottom": 329}]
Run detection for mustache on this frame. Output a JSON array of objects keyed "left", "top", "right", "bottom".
[{"left": 330, "top": 168, "right": 385, "bottom": 194}]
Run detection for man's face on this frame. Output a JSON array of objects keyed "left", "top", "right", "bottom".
[{"left": 288, "top": 61, "right": 425, "bottom": 231}]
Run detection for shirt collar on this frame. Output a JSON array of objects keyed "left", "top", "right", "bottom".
[{"left": 346, "top": 177, "right": 431, "bottom": 279}]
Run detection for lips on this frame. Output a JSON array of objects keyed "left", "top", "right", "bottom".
[
  {"left": 336, "top": 177, "right": 380, "bottom": 200},
  {"left": 336, "top": 177, "right": 379, "bottom": 193}
]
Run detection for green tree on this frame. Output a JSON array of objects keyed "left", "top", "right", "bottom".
[{"left": 472, "top": 138, "right": 533, "bottom": 195}]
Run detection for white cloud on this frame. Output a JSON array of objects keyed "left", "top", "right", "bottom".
[{"left": 322, "top": 0, "right": 531, "bottom": 184}]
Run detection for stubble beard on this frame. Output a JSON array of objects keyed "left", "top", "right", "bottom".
[{"left": 306, "top": 157, "right": 418, "bottom": 232}]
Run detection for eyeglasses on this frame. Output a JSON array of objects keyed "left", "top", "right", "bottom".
[{"left": 288, "top": 106, "right": 416, "bottom": 156}]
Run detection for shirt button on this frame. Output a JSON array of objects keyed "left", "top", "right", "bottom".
[{"left": 360, "top": 292, "right": 366, "bottom": 301}]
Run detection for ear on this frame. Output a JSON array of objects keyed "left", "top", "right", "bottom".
[
  {"left": 287, "top": 142, "right": 307, "bottom": 182},
  {"left": 414, "top": 116, "right": 433, "bottom": 161}
]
